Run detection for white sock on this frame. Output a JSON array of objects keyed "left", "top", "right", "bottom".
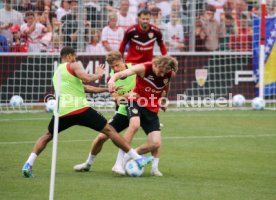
[
  {"left": 122, "top": 151, "right": 132, "bottom": 167},
  {"left": 152, "top": 157, "right": 159, "bottom": 170},
  {"left": 114, "top": 149, "right": 125, "bottom": 167},
  {"left": 127, "top": 148, "right": 141, "bottom": 160},
  {"left": 26, "top": 153, "right": 37, "bottom": 166},
  {"left": 86, "top": 154, "right": 96, "bottom": 165}
]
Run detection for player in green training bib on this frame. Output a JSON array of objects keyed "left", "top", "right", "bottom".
[
  {"left": 74, "top": 51, "right": 136, "bottom": 174},
  {"left": 22, "top": 47, "right": 153, "bottom": 178}
]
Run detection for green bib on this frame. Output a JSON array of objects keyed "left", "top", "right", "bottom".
[
  {"left": 53, "top": 63, "right": 90, "bottom": 116},
  {"left": 110, "top": 63, "right": 136, "bottom": 116}
]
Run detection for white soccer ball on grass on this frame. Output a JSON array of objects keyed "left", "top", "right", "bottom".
[
  {"left": 232, "top": 94, "right": 246, "bottom": 107},
  {"left": 125, "top": 160, "right": 144, "bottom": 177},
  {"left": 9, "top": 95, "right": 24, "bottom": 107},
  {"left": 251, "top": 97, "right": 265, "bottom": 110}
]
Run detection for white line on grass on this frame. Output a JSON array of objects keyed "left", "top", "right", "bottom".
[
  {"left": 1, "top": 134, "right": 276, "bottom": 145},
  {"left": 0, "top": 118, "right": 49, "bottom": 122}
]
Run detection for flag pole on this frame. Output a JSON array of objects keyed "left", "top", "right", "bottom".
[
  {"left": 49, "top": 66, "right": 61, "bottom": 200},
  {"left": 259, "top": 0, "right": 266, "bottom": 99}
]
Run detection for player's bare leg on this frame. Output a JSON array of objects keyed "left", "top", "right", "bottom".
[
  {"left": 135, "top": 131, "right": 161, "bottom": 154},
  {"left": 22, "top": 132, "right": 53, "bottom": 177},
  {"left": 135, "top": 131, "right": 163, "bottom": 176},
  {"left": 112, "top": 116, "right": 140, "bottom": 175},
  {"left": 74, "top": 133, "right": 109, "bottom": 172},
  {"left": 32, "top": 132, "right": 54, "bottom": 155},
  {"left": 101, "top": 123, "right": 153, "bottom": 170},
  {"left": 101, "top": 124, "right": 131, "bottom": 152},
  {"left": 150, "top": 147, "right": 163, "bottom": 176},
  {"left": 75, "top": 123, "right": 152, "bottom": 173}
]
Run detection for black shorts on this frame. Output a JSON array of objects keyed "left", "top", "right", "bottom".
[
  {"left": 48, "top": 107, "right": 107, "bottom": 134},
  {"left": 108, "top": 113, "right": 129, "bottom": 133},
  {"left": 127, "top": 101, "right": 160, "bottom": 135}
]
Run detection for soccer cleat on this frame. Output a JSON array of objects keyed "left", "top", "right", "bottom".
[
  {"left": 135, "top": 156, "right": 154, "bottom": 169},
  {"left": 112, "top": 165, "right": 126, "bottom": 176},
  {"left": 151, "top": 169, "right": 163, "bottom": 177},
  {"left": 73, "top": 162, "right": 91, "bottom": 172},
  {"left": 22, "top": 162, "right": 33, "bottom": 178}
]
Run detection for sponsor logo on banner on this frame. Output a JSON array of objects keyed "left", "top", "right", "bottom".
[
  {"left": 195, "top": 69, "right": 208, "bottom": 87},
  {"left": 148, "top": 32, "right": 154, "bottom": 39}
]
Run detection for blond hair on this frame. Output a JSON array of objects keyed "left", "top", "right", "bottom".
[
  {"left": 106, "top": 51, "right": 123, "bottom": 65},
  {"left": 108, "top": 12, "right": 118, "bottom": 21},
  {"left": 152, "top": 56, "right": 178, "bottom": 73}
]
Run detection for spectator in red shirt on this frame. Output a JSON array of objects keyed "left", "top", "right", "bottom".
[
  {"left": 9, "top": 24, "right": 28, "bottom": 52},
  {"left": 229, "top": 14, "right": 252, "bottom": 52},
  {"left": 119, "top": 9, "right": 167, "bottom": 64}
]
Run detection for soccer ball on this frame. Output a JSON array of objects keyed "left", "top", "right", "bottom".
[
  {"left": 251, "top": 97, "right": 265, "bottom": 110},
  {"left": 9, "top": 95, "right": 24, "bottom": 107},
  {"left": 125, "top": 160, "right": 144, "bottom": 177},
  {"left": 232, "top": 94, "right": 246, "bottom": 107},
  {"left": 46, "top": 99, "right": 56, "bottom": 112}
]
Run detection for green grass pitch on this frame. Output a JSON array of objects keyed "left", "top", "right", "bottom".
[{"left": 0, "top": 111, "right": 276, "bottom": 200}]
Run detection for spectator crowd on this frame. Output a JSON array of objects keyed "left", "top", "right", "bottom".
[{"left": 0, "top": 0, "right": 275, "bottom": 53}]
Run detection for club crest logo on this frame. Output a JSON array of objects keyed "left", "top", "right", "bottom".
[
  {"left": 148, "top": 32, "right": 154, "bottom": 39},
  {"left": 195, "top": 69, "right": 208, "bottom": 87},
  {"left": 163, "top": 78, "right": 169, "bottom": 84},
  {"left": 132, "top": 108, "right": 138, "bottom": 114}
]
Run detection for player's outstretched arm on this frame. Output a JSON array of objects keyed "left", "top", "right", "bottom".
[
  {"left": 108, "top": 64, "right": 145, "bottom": 92},
  {"left": 84, "top": 85, "right": 108, "bottom": 93},
  {"left": 71, "top": 62, "right": 105, "bottom": 83}
]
